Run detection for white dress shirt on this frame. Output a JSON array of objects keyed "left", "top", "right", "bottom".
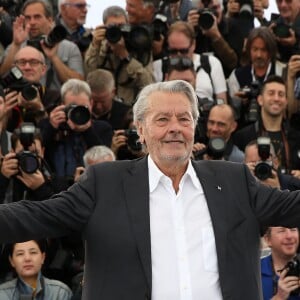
[{"left": 148, "top": 156, "right": 223, "bottom": 300}]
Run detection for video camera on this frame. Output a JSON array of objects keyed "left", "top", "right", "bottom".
[
  {"left": 27, "top": 24, "right": 67, "bottom": 53},
  {"left": 254, "top": 137, "right": 273, "bottom": 180},
  {"left": 64, "top": 104, "right": 91, "bottom": 126},
  {"left": 14, "top": 122, "right": 40, "bottom": 174},
  {"left": 124, "top": 129, "right": 142, "bottom": 152},
  {"left": 1, "top": 66, "right": 38, "bottom": 101},
  {"left": 240, "top": 81, "right": 261, "bottom": 123},
  {"left": 194, "top": 137, "right": 226, "bottom": 160}
]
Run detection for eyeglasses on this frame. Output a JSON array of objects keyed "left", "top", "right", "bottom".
[
  {"left": 168, "top": 47, "right": 190, "bottom": 55},
  {"left": 63, "top": 3, "right": 90, "bottom": 9},
  {"left": 168, "top": 57, "right": 194, "bottom": 71},
  {"left": 14, "top": 59, "right": 44, "bottom": 67}
]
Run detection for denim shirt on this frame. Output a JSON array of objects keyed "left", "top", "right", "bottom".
[{"left": 0, "top": 273, "right": 72, "bottom": 300}]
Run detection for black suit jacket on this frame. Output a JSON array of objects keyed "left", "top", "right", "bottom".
[{"left": 1, "top": 157, "right": 300, "bottom": 299}]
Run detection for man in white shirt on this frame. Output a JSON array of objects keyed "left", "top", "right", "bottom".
[{"left": 0, "top": 80, "right": 300, "bottom": 299}]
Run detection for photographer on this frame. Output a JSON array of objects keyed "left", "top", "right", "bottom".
[
  {"left": 244, "top": 139, "right": 300, "bottom": 191},
  {"left": 233, "top": 75, "right": 293, "bottom": 173},
  {"left": 271, "top": 0, "right": 300, "bottom": 63},
  {"left": 0, "top": 0, "right": 84, "bottom": 93},
  {"left": 153, "top": 20, "right": 227, "bottom": 103},
  {"left": 187, "top": 0, "right": 239, "bottom": 77},
  {"left": 227, "top": 26, "right": 286, "bottom": 128},
  {"left": 0, "top": 122, "right": 68, "bottom": 203},
  {"left": 84, "top": 5, "right": 154, "bottom": 105},
  {"left": 86, "top": 69, "right": 132, "bottom": 130},
  {"left": 56, "top": 0, "right": 92, "bottom": 54},
  {"left": 261, "top": 226, "right": 300, "bottom": 300},
  {"left": 38, "top": 79, "right": 112, "bottom": 178}
]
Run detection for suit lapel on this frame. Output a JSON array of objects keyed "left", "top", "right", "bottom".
[
  {"left": 192, "top": 161, "right": 229, "bottom": 286},
  {"left": 123, "top": 157, "right": 152, "bottom": 291}
]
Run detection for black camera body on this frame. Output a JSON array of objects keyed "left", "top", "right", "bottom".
[
  {"left": 240, "top": 81, "right": 261, "bottom": 123},
  {"left": 194, "top": 137, "right": 226, "bottom": 160},
  {"left": 16, "top": 151, "right": 39, "bottom": 174},
  {"left": 238, "top": 0, "right": 253, "bottom": 18},
  {"left": 64, "top": 104, "right": 91, "bottom": 126},
  {"left": 105, "top": 24, "right": 152, "bottom": 50},
  {"left": 283, "top": 255, "right": 300, "bottom": 295},
  {"left": 14, "top": 123, "right": 40, "bottom": 174},
  {"left": 124, "top": 129, "right": 142, "bottom": 152},
  {"left": 198, "top": 8, "right": 216, "bottom": 30},
  {"left": 1, "top": 66, "right": 38, "bottom": 101},
  {"left": 27, "top": 25, "right": 67, "bottom": 52},
  {"left": 254, "top": 137, "right": 273, "bottom": 180},
  {"left": 273, "top": 19, "right": 291, "bottom": 39}
]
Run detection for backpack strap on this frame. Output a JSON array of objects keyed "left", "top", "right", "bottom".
[{"left": 196, "top": 54, "right": 215, "bottom": 99}]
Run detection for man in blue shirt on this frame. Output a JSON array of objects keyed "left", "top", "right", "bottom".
[{"left": 261, "top": 226, "right": 300, "bottom": 300}]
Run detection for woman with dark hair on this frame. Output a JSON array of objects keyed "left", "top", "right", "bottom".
[{"left": 0, "top": 239, "right": 72, "bottom": 299}]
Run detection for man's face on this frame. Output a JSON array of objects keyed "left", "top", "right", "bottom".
[
  {"left": 63, "top": 91, "right": 92, "bottom": 112},
  {"left": 91, "top": 89, "right": 114, "bottom": 117},
  {"left": 265, "top": 227, "right": 299, "bottom": 258},
  {"left": 60, "top": 0, "right": 88, "bottom": 26},
  {"left": 206, "top": 106, "right": 237, "bottom": 141},
  {"left": 105, "top": 15, "right": 127, "bottom": 26},
  {"left": 166, "top": 70, "right": 196, "bottom": 89},
  {"left": 14, "top": 138, "right": 44, "bottom": 159},
  {"left": 9, "top": 241, "right": 45, "bottom": 280},
  {"left": 276, "top": 0, "right": 300, "bottom": 22},
  {"left": 250, "top": 37, "right": 270, "bottom": 69},
  {"left": 14, "top": 47, "right": 46, "bottom": 83},
  {"left": 23, "top": 3, "right": 53, "bottom": 38},
  {"left": 126, "top": 0, "right": 154, "bottom": 24},
  {"left": 136, "top": 91, "right": 195, "bottom": 167},
  {"left": 258, "top": 82, "right": 287, "bottom": 117},
  {"left": 168, "top": 32, "right": 195, "bottom": 59}
]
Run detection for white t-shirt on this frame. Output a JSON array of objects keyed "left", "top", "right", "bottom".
[{"left": 152, "top": 53, "right": 227, "bottom": 101}]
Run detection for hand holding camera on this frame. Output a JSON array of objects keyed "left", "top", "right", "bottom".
[
  {"left": 16, "top": 168, "right": 45, "bottom": 190},
  {"left": 49, "top": 105, "right": 67, "bottom": 129},
  {"left": 91, "top": 25, "right": 106, "bottom": 48},
  {"left": 276, "top": 262, "right": 300, "bottom": 299},
  {"left": 1, "top": 152, "right": 19, "bottom": 178},
  {"left": 287, "top": 55, "right": 300, "bottom": 80}
]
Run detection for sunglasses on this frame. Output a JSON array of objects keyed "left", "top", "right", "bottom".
[
  {"left": 168, "top": 47, "right": 190, "bottom": 55},
  {"left": 168, "top": 57, "right": 194, "bottom": 71}
]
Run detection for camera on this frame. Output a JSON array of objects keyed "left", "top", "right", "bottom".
[
  {"left": 27, "top": 25, "right": 67, "bottom": 52},
  {"left": 194, "top": 137, "right": 226, "bottom": 160},
  {"left": 238, "top": 0, "right": 253, "bottom": 18},
  {"left": 64, "top": 104, "right": 91, "bottom": 126},
  {"left": 105, "top": 24, "right": 152, "bottom": 50},
  {"left": 152, "top": 0, "right": 180, "bottom": 40},
  {"left": 240, "top": 81, "right": 261, "bottom": 123},
  {"left": 124, "top": 129, "right": 142, "bottom": 152},
  {"left": 1, "top": 66, "right": 38, "bottom": 101},
  {"left": 196, "top": 0, "right": 217, "bottom": 30},
  {"left": 270, "top": 13, "right": 291, "bottom": 39},
  {"left": 283, "top": 255, "right": 300, "bottom": 295},
  {"left": 254, "top": 137, "right": 273, "bottom": 180},
  {"left": 16, "top": 151, "right": 39, "bottom": 174},
  {"left": 14, "top": 123, "right": 40, "bottom": 174}
]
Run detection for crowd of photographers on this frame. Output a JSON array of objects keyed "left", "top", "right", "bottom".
[{"left": 1, "top": 0, "right": 300, "bottom": 298}]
